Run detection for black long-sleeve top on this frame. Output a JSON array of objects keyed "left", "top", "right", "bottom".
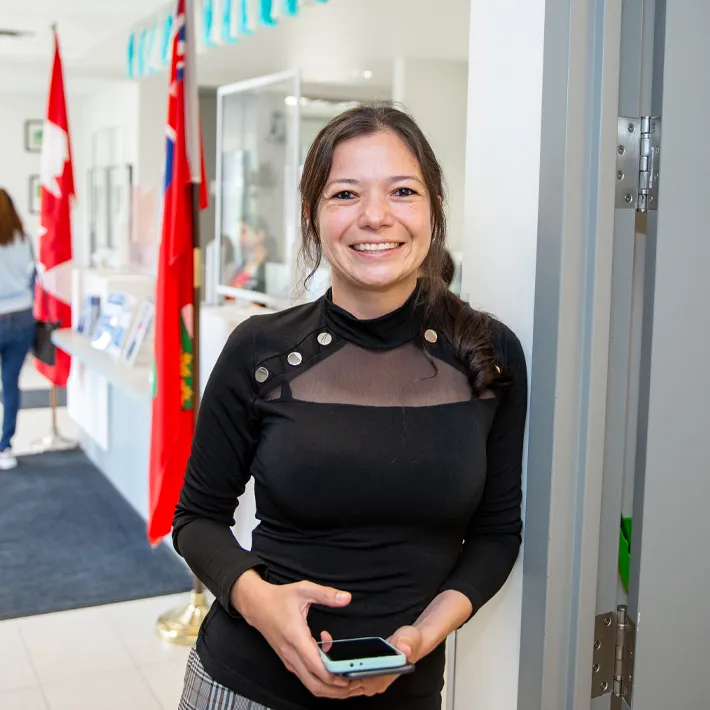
[{"left": 173, "top": 287, "right": 527, "bottom": 710}]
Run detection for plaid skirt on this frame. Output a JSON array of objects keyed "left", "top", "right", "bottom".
[{"left": 179, "top": 646, "right": 273, "bottom": 710}]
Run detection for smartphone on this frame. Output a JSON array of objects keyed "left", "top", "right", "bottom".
[
  {"left": 317, "top": 636, "right": 411, "bottom": 676},
  {"left": 342, "top": 664, "right": 416, "bottom": 680}
]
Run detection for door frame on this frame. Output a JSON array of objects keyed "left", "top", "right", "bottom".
[
  {"left": 516, "top": 0, "right": 635, "bottom": 707},
  {"left": 516, "top": 0, "right": 674, "bottom": 707}
]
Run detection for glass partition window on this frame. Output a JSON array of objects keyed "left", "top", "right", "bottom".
[{"left": 215, "top": 72, "right": 301, "bottom": 307}]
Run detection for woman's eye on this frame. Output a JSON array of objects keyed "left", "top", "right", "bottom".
[
  {"left": 332, "top": 190, "right": 356, "bottom": 200},
  {"left": 393, "top": 187, "right": 416, "bottom": 197}
]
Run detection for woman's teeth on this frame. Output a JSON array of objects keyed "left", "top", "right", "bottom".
[{"left": 351, "top": 242, "right": 401, "bottom": 252}]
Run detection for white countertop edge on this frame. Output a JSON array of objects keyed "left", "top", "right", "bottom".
[{"left": 52, "top": 329, "right": 153, "bottom": 402}]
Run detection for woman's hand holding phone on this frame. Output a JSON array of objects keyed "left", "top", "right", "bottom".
[
  {"left": 231, "top": 571, "right": 365, "bottom": 699},
  {"left": 319, "top": 626, "right": 425, "bottom": 697}
]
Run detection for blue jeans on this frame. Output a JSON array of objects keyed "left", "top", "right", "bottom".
[{"left": 0, "top": 309, "right": 35, "bottom": 451}]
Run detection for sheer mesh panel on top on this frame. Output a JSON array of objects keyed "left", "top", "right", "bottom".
[{"left": 282, "top": 342, "right": 474, "bottom": 407}]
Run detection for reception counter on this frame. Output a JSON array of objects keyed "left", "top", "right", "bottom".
[{"left": 53, "top": 328, "right": 154, "bottom": 522}]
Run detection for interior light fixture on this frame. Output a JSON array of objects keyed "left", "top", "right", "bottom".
[{"left": 0, "top": 28, "right": 33, "bottom": 38}]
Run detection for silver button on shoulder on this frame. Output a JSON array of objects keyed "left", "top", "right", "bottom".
[
  {"left": 317, "top": 332, "right": 333, "bottom": 346},
  {"left": 287, "top": 351, "right": 303, "bottom": 367},
  {"left": 255, "top": 366, "right": 269, "bottom": 383},
  {"left": 424, "top": 329, "right": 438, "bottom": 344}
]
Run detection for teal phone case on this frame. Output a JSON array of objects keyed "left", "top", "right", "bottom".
[{"left": 342, "top": 663, "right": 416, "bottom": 680}]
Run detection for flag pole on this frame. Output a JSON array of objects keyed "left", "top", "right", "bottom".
[
  {"left": 155, "top": 187, "right": 210, "bottom": 648},
  {"left": 154, "top": 0, "right": 209, "bottom": 647},
  {"left": 190, "top": 182, "right": 205, "bottom": 598},
  {"left": 31, "top": 21, "right": 75, "bottom": 454},
  {"left": 155, "top": 184, "right": 209, "bottom": 645}
]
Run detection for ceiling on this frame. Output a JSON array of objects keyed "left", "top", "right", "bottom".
[
  {"left": 0, "top": 0, "right": 470, "bottom": 95},
  {"left": 0, "top": 0, "right": 169, "bottom": 93},
  {"left": 193, "top": 0, "right": 471, "bottom": 88}
]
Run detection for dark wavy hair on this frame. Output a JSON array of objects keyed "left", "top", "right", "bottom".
[{"left": 299, "top": 103, "right": 511, "bottom": 394}]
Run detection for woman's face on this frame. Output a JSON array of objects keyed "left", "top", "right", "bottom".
[{"left": 317, "top": 130, "right": 432, "bottom": 295}]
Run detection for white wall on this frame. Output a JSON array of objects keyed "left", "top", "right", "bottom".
[
  {"left": 0, "top": 94, "right": 47, "bottom": 239},
  {"left": 134, "top": 73, "right": 171, "bottom": 272},
  {"left": 71, "top": 81, "right": 140, "bottom": 266},
  {"left": 136, "top": 74, "right": 169, "bottom": 215},
  {"left": 392, "top": 58, "right": 468, "bottom": 253},
  {"left": 454, "top": 1, "right": 545, "bottom": 708},
  {"left": 71, "top": 74, "right": 169, "bottom": 271}
]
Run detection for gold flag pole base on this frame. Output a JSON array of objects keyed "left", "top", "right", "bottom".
[
  {"left": 32, "top": 385, "right": 76, "bottom": 453},
  {"left": 31, "top": 431, "right": 76, "bottom": 453},
  {"left": 156, "top": 588, "right": 210, "bottom": 646}
]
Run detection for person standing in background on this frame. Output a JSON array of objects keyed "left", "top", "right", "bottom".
[{"left": 0, "top": 189, "right": 36, "bottom": 470}]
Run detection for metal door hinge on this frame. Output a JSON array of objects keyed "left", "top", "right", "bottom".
[
  {"left": 616, "top": 116, "right": 661, "bottom": 212},
  {"left": 592, "top": 605, "right": 636, "bottom": 708}
]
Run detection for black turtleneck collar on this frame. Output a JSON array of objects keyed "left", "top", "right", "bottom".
[{"left": 322, "top": 284, "right": 424, "bottom": 350}]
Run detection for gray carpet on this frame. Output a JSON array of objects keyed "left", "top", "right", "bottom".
[
  {"left": 0, "top": 448, "right": 193, "bottom": 620},
  {"left": 0, "top": 387, "right": 67, "bottom": 409}
]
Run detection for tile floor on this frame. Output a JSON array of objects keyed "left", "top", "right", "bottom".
[{"left": 0, "top": 594, "right": 193, "bottom": 710}]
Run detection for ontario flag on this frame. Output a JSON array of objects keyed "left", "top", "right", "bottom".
[
  {"left": 35, "top": 29, "right": 74, "bottom": 387},
  {"left": 148, "top": 0, "right": 208, "bottom": 545}
]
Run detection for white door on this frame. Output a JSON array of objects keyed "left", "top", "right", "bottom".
[
  {"left": 618, "top": 0, "right": 710, "bottom": 706},
  {"left": 592, "top": 0, "right": 710, "bottom": 707}
]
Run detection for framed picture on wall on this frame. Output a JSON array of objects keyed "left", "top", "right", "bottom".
[
  {"left": 29, "top": 175, "right": 41, "bottom": 215},
  {"left": 25, "top": 120, "right": 44, "bottom": 153}
]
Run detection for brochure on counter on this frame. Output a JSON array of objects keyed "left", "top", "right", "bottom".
[
  {"left": 90, "top": 292, "right": 138, "bottom": 357},
  {"left": 122, "top": 299, "right": 155, "bottom": 367},
  {"left": 76, "top": 295, "right": 102, "bottom": 338}
]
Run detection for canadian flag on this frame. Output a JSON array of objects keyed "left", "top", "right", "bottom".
[{"left": 34, "top": 28, "right": 75, "bottom": 387}]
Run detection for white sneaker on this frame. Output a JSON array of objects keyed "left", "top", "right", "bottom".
[{"left": 0, "top": 449, "right": 18, "bottom": 470}]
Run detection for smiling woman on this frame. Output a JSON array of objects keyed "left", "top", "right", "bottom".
[
  {"left": 299, "top": 109, "right": 444, "bottom": 323},
  {"left": 314, "top": 131, "right": 433, "bottom": 314},
  {"left": 173, "top": 103, "right": 528, "bottom": 710}
]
